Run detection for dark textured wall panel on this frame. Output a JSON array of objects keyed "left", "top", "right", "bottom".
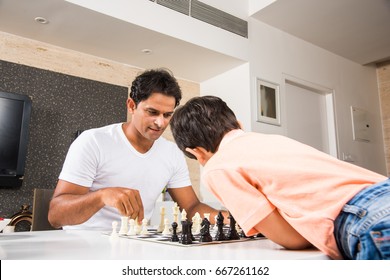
[{"left": 0, "top": 60, "right": 128, "bottom": 222}]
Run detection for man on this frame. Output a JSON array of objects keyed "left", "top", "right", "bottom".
[{"left": 48, "top": 69, "right": 221, "bottom": 230}]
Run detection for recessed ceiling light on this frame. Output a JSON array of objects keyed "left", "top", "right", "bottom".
[
  {"left": 34, "top": 17, "right": 49, "bottom": 24},
  {"left": 141, "top": 49, "right": 153, "bottom": 55}
]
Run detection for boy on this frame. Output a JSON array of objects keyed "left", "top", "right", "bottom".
[{"left": 170, "top": 95, "right": 389, "bottom": 260}]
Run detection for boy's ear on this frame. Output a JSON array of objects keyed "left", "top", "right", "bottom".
[
  {"left": 185, "top": 147, "right": 211, "bottom": 166},
  {"left": 238, "top": 120, "right": 244, "bottom": 129}
]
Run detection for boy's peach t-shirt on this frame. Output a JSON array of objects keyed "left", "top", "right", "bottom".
[{"left": 202, "top": 130, "right": 387, "bottom": 260}]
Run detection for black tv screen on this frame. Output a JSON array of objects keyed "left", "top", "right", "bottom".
[{"left": 0, "top": 91, "right": 32, "bottom": 187}]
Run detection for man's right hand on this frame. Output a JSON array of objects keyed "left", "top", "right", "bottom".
[{"left": 100, "top": 187, "right": 144, "bottom": 221}]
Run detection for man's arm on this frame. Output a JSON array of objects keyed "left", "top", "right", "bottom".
[
  {"left": 168, "top": 186, "right": 228, "bottom": 224},
  {"left": 48, "top": 180, "right": 144, "bottom": 228}
]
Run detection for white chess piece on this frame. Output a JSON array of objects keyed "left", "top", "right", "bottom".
[
  {"left": 157, "top": 206, "right": 165, "bottom": 233},
  {"left": 127, "top": 219, "right": 136, "bottom": 236},
  {"left": 135, "top": 217, "right": 142, "bottom": 235},
  {"left": 119, "top": 216, "right": 129, "bottom": 235},
  {"left": 110, "top": 221, "right": 119, "bottom": 240},
  {"left": 211, "top": 214, "right": 219, "bottom": 234},
  {"left": 140, "top": 218, "right": 149, "bottom": 235},
  {"left": 162, "top": 218, "right": 171, "bottom": 235},
  {"left": 172, "top": 202, "right": 179, "bottom": 224},
  {"left": 204, "top": 213, "right": 210, "bottom": 221},
  {"left": 192, "top": 212, "right": 201, "bottom": 234},
  {"left": 181, "top": 209, "right": 187, "bottom": 221}
]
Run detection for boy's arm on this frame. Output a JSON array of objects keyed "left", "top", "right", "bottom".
[{"left": 254, "top": 209, "right": 312, "bottom": 250}]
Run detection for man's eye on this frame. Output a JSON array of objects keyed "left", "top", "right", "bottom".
[
  {"left": 164, "top": 113, "right": 173, "bottom": 118},
  {"left": 147, "top": 110, "right": 158, "bottom": 115}
]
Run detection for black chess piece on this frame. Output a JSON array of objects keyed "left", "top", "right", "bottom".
[
  {"left": 189, "top": 220, "right": 195, "bottom": 241},
  {"left": 226, "top": 212, "right": 240, "bottom": 240},
  {"left": 171, "top": 222, "right": 179, "bottom": 242},
  {"left": 214, "top": 211, "right": 226, "bottom": 241},
  {"left": 199, "top": 218, "right": 212, "bottom": 242},
  {"left": 180, "top": 220, "right": 192, "bottom": 245}
]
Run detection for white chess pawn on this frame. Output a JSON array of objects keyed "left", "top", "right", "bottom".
[
  {"left": 110, "top": 221, "right": 119, "bottom": 240},
  {"left": 127, "top": 219, "right": 136, "bottom": 236},
  {"left": 204, "top": 213, "right": 211, "bottom": 221},
  {"left": 140, "top": 218, "right": 149, "bottom": 235},
  {"left": 162, "top": 218, "right": 171, "bottom": 235},
  {"left": 135, "top": 217, "right": 142, "bottom": 235},
  {"left": 119, "top": 216, "right": 129, "bottom": 235}
]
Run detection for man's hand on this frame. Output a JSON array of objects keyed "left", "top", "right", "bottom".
[{"left": 101, "top": 187, "right": 144, "bottom": 221}]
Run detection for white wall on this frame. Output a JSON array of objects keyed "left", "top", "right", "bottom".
[
  {"left": 201, "top": 63, "right": 251, "bottom": 130},
  {"left": 248, "top": 19, "right": 386, "bottom": 174}
]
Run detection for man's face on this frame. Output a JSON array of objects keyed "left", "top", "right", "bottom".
[{"left": 129, "top": 92, "right": 176, "bottom": 142}]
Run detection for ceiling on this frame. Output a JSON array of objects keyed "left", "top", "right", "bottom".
[
  {"left": 0, "top": 0, "right": 389, "bottom": 83},
  {"left": 251, "top": 0, "right": 390, "bottom": 65}
]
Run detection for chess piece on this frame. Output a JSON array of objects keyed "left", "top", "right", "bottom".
[
  {"left": 162, "top": 218, "right": 171, "bottom": 235},
  {"left": 110, "top": 221, "right": 119, "bottom": 240},
  {"left": 135, "top": 217, "right": 142, "bottom": 235},
  {"left": 180, "top": 220, "right": 192, "bottom": 245},
  {"left": 172, "top": 202, "right": 180, "bottom": 224},
  {"left": 171, "top": 222, "right": 179, "bottom": 242},
  {"left": 140, "top": 218, "right": 149, "bottom": 235},
  {"left": 199, "top": 218, "right": 212, "bottom": 242},
  {"left": 119, "top": 216, "right": 129, "bottom": 235},
  {"left": 214, "top": 211, "right": 226, "bottom": 241},
  {"left": 181, "top": 209, "right": 187, "bottom": 221},
  {"left": 211, "top": 214, "right": 219, "bottom": 235},
  {"left": 192, "top": 212, "right": 201, "bottom": 234},
  {"left": 226, "top": 212, "right": 240, "bottom": 240},
  {"left": 127, "top": 219, "right": 136, "bottom": 236},
  {"left": 157, "top": 206, "right": 165, "bottom": 233}
]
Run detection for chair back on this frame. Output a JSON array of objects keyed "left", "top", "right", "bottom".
[{"left": 31, "top": 188, "right": 59, "bottom": 231}]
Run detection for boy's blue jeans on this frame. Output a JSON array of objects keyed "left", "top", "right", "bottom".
[{"left": 334, "top": 178, "right": 390, "bottom": 259}]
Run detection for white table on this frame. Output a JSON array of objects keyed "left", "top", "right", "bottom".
[{"left": 0, "top": 229, "right": 329, "bottom": 260}]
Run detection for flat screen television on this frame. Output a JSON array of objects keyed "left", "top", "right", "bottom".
[{"left": 0, "top": 91, "right": 32, "bottom": 187}]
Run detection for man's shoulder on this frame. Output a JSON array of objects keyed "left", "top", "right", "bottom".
[{"left": 81, "top": 123, "right": 121, "bottom": 138}]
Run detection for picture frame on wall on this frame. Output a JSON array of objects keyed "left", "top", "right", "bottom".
[{"left": 256, "top": 78, "right": 281, "bottom": 126}]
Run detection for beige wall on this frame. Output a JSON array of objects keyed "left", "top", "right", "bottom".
[
  {"left": 0, "top": 31, "right": 201, "bottom": 197},
  {"left": 377, "top": 60, "right": 390, "bottom": 175}
]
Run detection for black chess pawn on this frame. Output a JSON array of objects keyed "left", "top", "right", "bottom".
[
  {"left": 226, "top": 212, "right": 240, "bottom": 240},
  {"left": 214, "top": 211, "right": 226, "bottom": 241},
  {"left": 171, "top": 222, "right": 179, "bottom": 242},
  {"left": 199, "top": 218, "right": 213, "bottom": 242}
]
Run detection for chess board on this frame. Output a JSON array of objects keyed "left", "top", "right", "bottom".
[{"left": 104, "top": 227, "right": 265, "bottom": 247}]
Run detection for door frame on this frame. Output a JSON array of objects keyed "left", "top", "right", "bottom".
[{"left": 283, "top": 74, "right": 339, "bottom": 158}]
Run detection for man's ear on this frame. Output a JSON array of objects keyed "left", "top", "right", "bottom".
[
  {"left": 127, "top": 98, "right": 136, "bottom": 112},
  {"left": 185, "top": 147, "right": 212, "bottom": 166}
]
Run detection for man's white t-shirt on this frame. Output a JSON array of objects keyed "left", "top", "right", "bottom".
[{"left": 59, "top": 123, "right": 191, "bottom": 230}]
